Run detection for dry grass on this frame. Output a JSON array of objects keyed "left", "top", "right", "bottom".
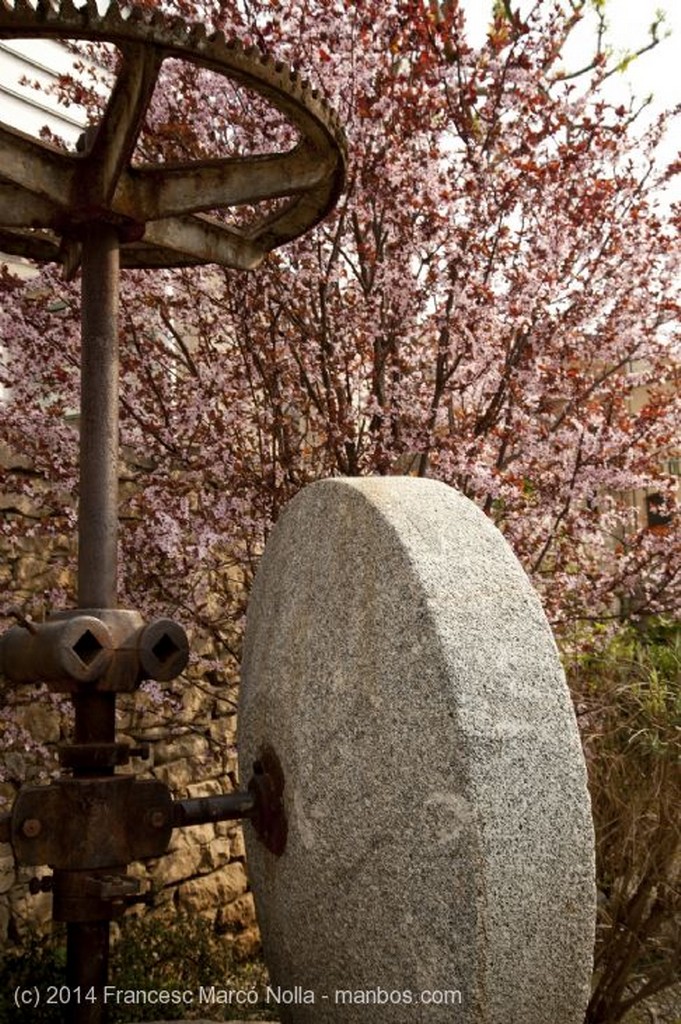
[{"left": 568, "top": 620, "right": 680, "bottom": 1024}]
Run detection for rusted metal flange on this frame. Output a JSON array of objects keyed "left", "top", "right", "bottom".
[{"left": 248, "top": 745, "right": 288, "bottom": 857}]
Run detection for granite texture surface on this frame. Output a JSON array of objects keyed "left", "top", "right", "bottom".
[{"left": 239, "top": 477, "right": 596, "bottom": 1023}]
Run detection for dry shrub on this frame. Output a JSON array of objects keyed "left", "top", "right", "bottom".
[{"left": 568, "top": 620, "right": 681, "bottom": 1024}]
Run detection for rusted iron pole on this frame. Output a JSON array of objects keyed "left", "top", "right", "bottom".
[
  {"left": 66, "top": 923, "right": 110, "bottom": 1024},
  {"left": 67, "top": 221, "right": 121, "bottom": 1024},
  {"left": 78, "top": 222, "right": 120, "bottom": 610}
]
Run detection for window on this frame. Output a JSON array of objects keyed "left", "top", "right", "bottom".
[{"left": 645, "top": 493, "right": 673, "bottom": 528}]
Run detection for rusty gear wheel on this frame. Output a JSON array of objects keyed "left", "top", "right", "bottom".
[{"left": 0, "top": 0, "right": 347, "bottom": 270}]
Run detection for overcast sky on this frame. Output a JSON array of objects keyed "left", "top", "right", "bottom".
[
  {"left": 459, "top": 0, "right": 680, "bottom": 117},
  {"left": 458, "top": 0, "right": 679, "bottom": 199}
]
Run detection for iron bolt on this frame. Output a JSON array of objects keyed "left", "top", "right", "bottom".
[
  {"left": 22, "top": 818, "right": 42, "bottom": 838},
  {"left": 149, "top": 809, "right": 166, "bottom": 829}
]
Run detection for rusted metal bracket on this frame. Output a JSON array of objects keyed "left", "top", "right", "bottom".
[
  {"left": 5, "top": 758, "right": 285, "bottom": 862},
  {"left": 0, "top": 753, "right": 287, "bottom": 923},
  {"left": 5, "top": 753, "right": 286, "bottom": 870},
  {"left": 9, "top": 777, "right": 174, "bottom": 869}
]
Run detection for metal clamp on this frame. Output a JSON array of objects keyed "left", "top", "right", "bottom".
[{"left": 0, "top": 609, "right": 189, "bottom": 692}]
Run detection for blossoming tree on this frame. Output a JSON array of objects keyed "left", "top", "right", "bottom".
[{"left": 0, "top": 0, "right": 678, "bottom": 675}]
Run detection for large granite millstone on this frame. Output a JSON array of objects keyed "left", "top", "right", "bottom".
[{"left": 239, "top": 477, "right": 595, "bottom": 1024}]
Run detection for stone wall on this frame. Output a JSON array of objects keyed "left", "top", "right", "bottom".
[
  {"left": 0, "top": 459, "right": 260, "bottom": 957},
  {"left": 1, "top": 666, "right": 260, "bottom": 957}
]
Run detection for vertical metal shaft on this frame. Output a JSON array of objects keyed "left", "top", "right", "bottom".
[
  {"left": 68, "top": 221, "right": 121, "bottom": 1024},
  {"left": 78, "top": 222, "right": 120, "bottom": 610},
  {"left": 66, "top": 923, "right": 110, "bottom": 1024}
]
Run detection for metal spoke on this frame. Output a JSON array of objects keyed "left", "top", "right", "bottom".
[
  {"left": 0, "top": 183, "right": 62, "bottom": 227},
  {"left": 0, "top": 225, "right": 60, "bottom": 261},
  {"left": 0, "top": 124, "right": 74, "bottom": 208},
  {"left": 121, "top": 143, "right": 335, "bottom": 220},
  {"left": 143, "top": 213, "right": 263, "bottom": 270},
  {"left": 79, "top": 43, "right": 162, "bottom": 211}
]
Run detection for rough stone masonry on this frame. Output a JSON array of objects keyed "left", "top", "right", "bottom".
[{"left": 239, "top": 476, "right": 596, "bottom": 1024}]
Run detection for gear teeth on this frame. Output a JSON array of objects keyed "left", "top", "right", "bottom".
[
  {"left": 99, "top": 0, "right": 120, "bottom": 19},
  {"left": 166, "top": 14, "right": 187, "bottom": 35},
  {"left": 101, "top": 1, "right": 122, "bottom": 27},
  {"left": 187, "top": 22, "right": 207, "bottom": 46},
  {"left": 128, "top": 5, "right": 147, "bottom": 24},
  {"left": 58, "top": 0, "right": 79, "bottom": 18},
  {"left": 0, "top": 0, "right": 348, "bottom": 244},
  {"left": 35, "top": 0, "right": 57, "bottom": 18}
]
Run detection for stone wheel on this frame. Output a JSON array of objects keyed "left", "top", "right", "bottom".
[
  {"left": 0, "top": 0, "right": 346, "bottom": 271},
  {"left": 239, "top": 477, "right": 596, "bottom": 1024}
]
